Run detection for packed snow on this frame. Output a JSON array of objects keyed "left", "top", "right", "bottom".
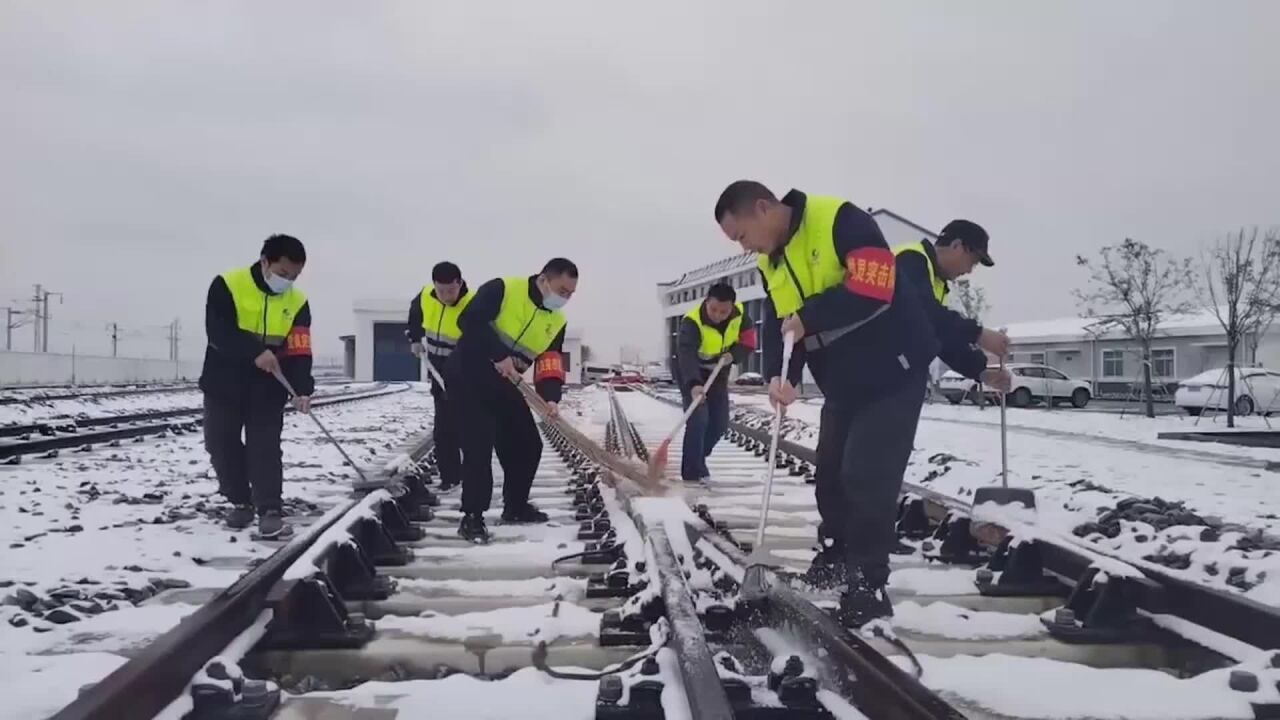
[
  {"left": 0, "top": 383, "right": 433, "bottom": 720},
  {"left": 731, "top": 394, "right": 1280, "bottom": 606}
]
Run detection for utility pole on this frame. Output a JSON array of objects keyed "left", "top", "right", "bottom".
[
  {"left": 31, "top": 285, "right": 63, "bottom": 352},
  {"left": 31, "top": 285, "right": 42, "bottom": 351},
  {"left": 108, "top": 322, "right": 119, "bottom": 357},
  {"left": 167, "top": 318, "right": 181, "bottom": 361},
  {"left": 2, "top": 307, "right": 23, "bottom": 351}
]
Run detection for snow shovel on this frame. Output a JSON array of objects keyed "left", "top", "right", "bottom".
[
  {"left": 420, "top": 354, "right": 448, "bottom": 393},
  {"left": 740, "top": 332, "right": 795, "bottom": 599},
  {"left": 272, "top": 369, "right": 373, "bottom": 487},
  {"left": 645, "top": 354, "right": 733, "bottom": 486},
  {"left": 972, "top": 351, "right": 1036, "bottom": 511}
]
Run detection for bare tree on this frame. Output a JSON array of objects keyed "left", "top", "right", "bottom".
[
  {"left": 1075, "top": 238, "right": 1193, "bottom": 418},
  {"left": 1193, "top": 227, "right": 1280, "bottom": 426},
  {"left": 952, "top": 278, "right": 989, "bottom": 323}
]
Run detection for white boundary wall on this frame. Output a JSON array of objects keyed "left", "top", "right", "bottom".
[{"left": 0, "top": 351, "right": 202, "bottom": 386}]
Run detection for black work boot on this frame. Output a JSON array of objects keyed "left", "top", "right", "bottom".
[
  {"left": 225, "top": 504, "right": 254, "bottom": 530},
  {"left": 501, "top": 502, "right": 549, "bottom": 524},
  {"left": 802, "top": 550, "right": 847, "bottom": 590},
  {"left": 458, "top": 513, "right": 492, "bottom": 544},
  {"left": 257, "top": 510, "right": 293, "bottom": 539},
  {"left": 835, "top": 568, "right": 894, "bottom": 628}
]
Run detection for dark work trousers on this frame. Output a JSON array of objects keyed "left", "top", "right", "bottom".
[
  {"left": 456, "top": 379, "right": 543, "bottom": 515},
  {"left": 816, "top": 375, "right": 927, "bottom": 587},
  {"left": 203, "top": 389, "right": 286, "bottom": 513},
  {"left": 679, "top": 384, "right": 729, "bottom": 480},
  {"left": 431, "top": 387, "right": 462, "bottom": 486}
]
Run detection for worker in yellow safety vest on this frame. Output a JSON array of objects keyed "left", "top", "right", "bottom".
[
  {"left": 672, "top": 282, "right": 756, "bottom": 482},
  {"left": 200, "top": 234, "right": 315, "bottom": 539},
  {"left": 713, "top": 181, "right": 1009, "bottom": 627},
  {"left": 445, "top": 258, "right": 578, "bottom": 544},
  {"left": 893, "top": 219, "right": 1006, "bottom": 389},
  {"left": 407, "top": 261, "right": 473, "bottom": 491}
]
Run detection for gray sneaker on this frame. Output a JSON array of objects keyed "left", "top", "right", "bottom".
[
  {"left": 257, "top": 510, "right": 293, "bottom": 539},
  {"left": 225, "top": 505, "right": 254, "bottom": 530}
]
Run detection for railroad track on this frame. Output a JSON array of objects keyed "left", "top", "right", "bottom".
[
  {"left": 43, "top": 386, "right": 1280, "bottom": 719},
  {"left": 0, "top": 382, "right": 199, "bottom": 407},
  {"left": 0, "top": 383, "right": 404, "bottom": 462},
  {"left": 630, "top": 388, "right": 1280, "bottom": 718}
]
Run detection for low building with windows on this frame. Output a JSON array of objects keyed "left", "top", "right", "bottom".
[
  {"left": 655, "top": 207, "right": 939, "bottom": 382},
  {"left": 348, "top": 298, "right": 583, "bottom": 383},
  {"left": 1001, "top": 309, "right": 1280, "bottom": 396}
]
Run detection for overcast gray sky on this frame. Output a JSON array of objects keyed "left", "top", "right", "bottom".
[{"left": 2, "top": 0, "right": 1277, "bottom": 363}]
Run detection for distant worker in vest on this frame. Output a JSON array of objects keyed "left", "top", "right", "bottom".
[
  {"left": 673, "top": 282, "right": 757, "bottom": 482},
  {"left": 714, "top": 180, "right": 958, "bottom": 627},
  {"left": 894, "top": 220, "right": 1010, "bottom": 389},
  {"left": 201, "top": 234, "right": 314, "bottom": 539},
  {"left": 447, "top": 258, "right": 578, "bottom": 543},
  {"left": 407, "top": 261, "right": 473, "bottom": 492}
]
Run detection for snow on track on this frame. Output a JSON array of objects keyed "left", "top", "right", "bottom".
[
  {"left": 612, "top": 389, "right": 1274, "bottom": 719},
  {"left": 732, "top": 393, "right": 1280, "bottom": 605},
  {"left": 0, "top": 383, "right": 432, "bottom": 720}
]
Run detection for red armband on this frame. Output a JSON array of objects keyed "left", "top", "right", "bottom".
[
  {"left": 844, "top": 247, "right": 896, "bottom": 302},
  {"left": 739, "top": 328, "right": 758, "bottom": 350},
  {"left": 285, "top": 326, "right": 312, "bottom": 357},
  {"left": 534, "top": 351, "right": 565, "bottom": 382}
]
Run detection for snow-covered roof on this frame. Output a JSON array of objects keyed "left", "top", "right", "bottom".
[{"left": 1001, "top": 308, "right": 1228, "bottom": 344}]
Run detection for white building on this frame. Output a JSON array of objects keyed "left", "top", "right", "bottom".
[
  {"left": 654, "top": 207, "right": 939, "bottom": 381},
  {"left": 346, "top": 298, "right": 583, "bottom": 384},
  {"left": 1000, "top": 309, "right": 1280, "bottom": 396}
]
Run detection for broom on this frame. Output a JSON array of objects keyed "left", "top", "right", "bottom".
[{"left": 645, "top": 355, "right": 733, "bottom": 486}]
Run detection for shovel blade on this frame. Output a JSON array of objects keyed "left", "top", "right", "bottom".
[{"left": 972, "top": 486, "right": 1037, "bottom": 509}]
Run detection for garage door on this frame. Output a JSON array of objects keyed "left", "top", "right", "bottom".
[{"left": 372, "top": 322, "right": 421, "bottom": 381}]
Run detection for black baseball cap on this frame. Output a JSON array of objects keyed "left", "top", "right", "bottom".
[{"left": 939, "top": 219, "right": 993, "bottom": 267}]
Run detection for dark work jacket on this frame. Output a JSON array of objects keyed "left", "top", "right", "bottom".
[
  {"left": 673, "top": 303, "right": 755, "bottom": 395},
  {"left": 199, "top": 263, "right": 315, "bottom": 404},
  {"left": 406, "top": 283, "right": 472, "bottom": 386},
  {"left": 760, "top": 190, "right": 937, "bottom": 404},
  {"left": 446, "top": 275, "right": 566, "bottom": 403},
  {"left": 896, "top": 241, "right": 987, "bottom": 380}
]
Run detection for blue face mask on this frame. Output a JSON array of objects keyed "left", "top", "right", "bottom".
[
  {"left": 264, "top": 267, "right": 293, "bottom": 294},
  {"left": 542, "top": 292, "right": 568, "bottom": 311}
]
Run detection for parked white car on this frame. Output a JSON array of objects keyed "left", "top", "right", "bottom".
[
  {"left": 1175, "top": 367, "right": 1280, "bottom": 416},
  {"left": 938, "top": 364, "right": 1092, "bottom": 408}
]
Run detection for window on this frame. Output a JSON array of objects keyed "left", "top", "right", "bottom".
[
  {"left": 1028, "top": 352, "right": 1046, "bottom": 365},
  {"left": 1102, "top": 349, "right": 1124, "bottom": 377},
  {"left": 1017, "top": 367, "right": 1044, "bottom": 378},
  {"left": 1151, "top": 348, "right": 1174, "bottom": 378},
  {"left": 1043, "top": 368, "right": 1068, "bottom": 380}
]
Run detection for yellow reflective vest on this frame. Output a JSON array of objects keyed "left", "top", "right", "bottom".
[
  {"left": 684, "top": 303, "right": 743, "bottom": 371},
  {"left": 755, "top": 195, "right": 846, "bottom": 319},
  {"left": 420, "top": 288, "right": 474, "bottom": 360},
  {"left": 220, "top": 267, "right": 307, "bottom": 348},
  {"left": 492, "top": 276, "right": 567, "bottom": 371},
  {"left": 892, "top": 241, "right": 948, "bottom": 304}
]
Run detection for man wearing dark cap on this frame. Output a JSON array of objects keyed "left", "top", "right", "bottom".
[{"left": 893, "top": 219, "right": 1008, "bottom": 386}]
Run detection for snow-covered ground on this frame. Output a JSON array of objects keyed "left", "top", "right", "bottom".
[
  {"left": 730, "top": 393, "right": 1280, "bottom": 607},
  {"left": 617, "top": 390, "right": 1279, "bottom": 719},
  {"left": 0, "top": 381, "right": 382, "bottom": 427},
  {"left": 0, "top": 384, "right": 432, "bottom": 720}
]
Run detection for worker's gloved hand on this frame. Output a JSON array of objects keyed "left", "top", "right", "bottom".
[
  {"left": 293, "top": 395, "right": 312, "bottom": 414},
  {"left": 979, "top": 368, "right": 1012, "bottom": 393},
  {"left": 768, "top": 377, "right": 797, "bottom": 411},
  {"left": 410, "top": 343, "right": 424, "bottom": 358},
  {"left": 544, "top": 401, "right": 560, "bottom": 419},
  {"left": 978, "top": 328, "right": 1010, "bottom": 358},
  {"left": 691, "top": 385, "right": 705, "bottom": 400},
  {"left": 780, "top": 314, "right": 807, "bottom": 342},
  {"left": 494, "top": 357, "right": 520, "bottom": 382},
  {"left": 254, "top": 349, "right": 281, "bottom": 376}
]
